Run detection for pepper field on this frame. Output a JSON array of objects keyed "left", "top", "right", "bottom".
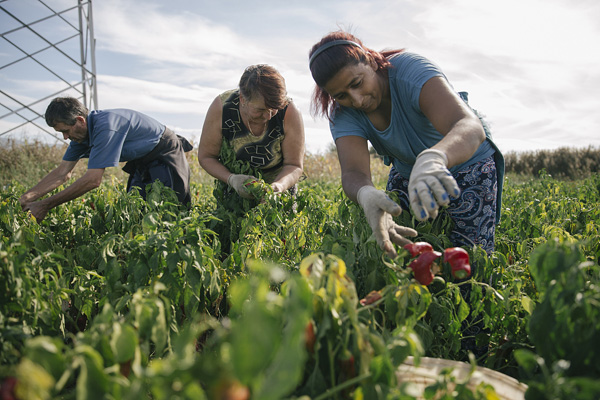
[{"left": 1, "top": 153, "right": 600, "bottom": 399}]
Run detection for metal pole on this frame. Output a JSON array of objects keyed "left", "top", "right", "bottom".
[
  {"left": 78, "top": 0, "right": 88, "bottom": 109},
  {"left": 0, "top": 0, "right": 98, "bottom": 141},
  {"left": 88, "top": 0, "right": 98, "bottom": 109}
]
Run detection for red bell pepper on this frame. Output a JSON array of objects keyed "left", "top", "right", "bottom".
[
  {"left": 408, "top": 250, "right": 441, "bottom": 285},
  {"left": 443, "top": 247, "right": 472, "bottom": 279},
  {"left": 403, "top": 241, "right": 434, "bottom": 257}
]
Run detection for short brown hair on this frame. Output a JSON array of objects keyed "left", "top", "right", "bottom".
[
  {"left": 239, "top": 64, "right": 289, "bottom": 110},
  {"left": 45, "top": 97, "right": 88, "bottom": 127}
]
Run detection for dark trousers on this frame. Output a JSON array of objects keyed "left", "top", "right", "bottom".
[{"left": 127, "top": 159, "right": 174, "bottom": 200}]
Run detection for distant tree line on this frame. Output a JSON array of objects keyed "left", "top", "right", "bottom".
[
  {"left": 504, "top": 146, "right": 600, "bottom": 180},
  {"left": 368, "top": 145, "right": 600, "bottom": 180},
  {"left": 2, "top": 140, "right": 598, "bottom": 186}
]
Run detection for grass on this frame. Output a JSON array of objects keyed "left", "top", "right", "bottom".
[
  {"left": 0, "top": 139, "right": 391, "bottom": 192},
  {"left": 0, "top": 139, "right": 129, "bottom": 189},
  {"left": 8, "top": 139, "right": 595, "bottom": 195}
]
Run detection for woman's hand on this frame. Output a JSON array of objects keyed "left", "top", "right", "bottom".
[
  {"left": 271, "top": 182, "right": 285, "bottom": 193},
  {"left": 357, "top": 185, "right": 418, "bottom": 258},
  {"left": 227, "top": 174, "right": 258, "bottom": 199},
  {"left": 408, "top": 149, "right": 460, "bottom": 221}
]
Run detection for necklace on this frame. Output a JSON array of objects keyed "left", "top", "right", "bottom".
[
  {"left": 243, "top": 107, "right": 265, "bottom": 136},
  {"left": 247, "top": 121, "right": 259, "bottom": 136}
]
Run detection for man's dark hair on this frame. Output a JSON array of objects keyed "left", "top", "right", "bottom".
[{"left": 44, "top": 97, "right": 89, "bottom": 127}]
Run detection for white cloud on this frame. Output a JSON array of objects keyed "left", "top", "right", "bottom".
[
  {"left": 287, "top": 0, "right": 600, "bottom": 153},
  {"left": 399, "top": 0, "right": 600, "bottom": 153},
  {"left": 93, "top": 1, "right": 267, "bottom": 70},
  {"left": 90, "top": 0, "right": 338, "bottom": 153},
  {"left": 4, "top": 0, "right": 600, "bottom": 154},
  {"left": 97, "top": 75, "right": 215, "bottom": 114}
]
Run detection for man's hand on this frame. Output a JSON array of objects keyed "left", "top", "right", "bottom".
[
  {"left": 357, "top": 186, "right": 418, "bottom": 258},
  {"left": 23, "top": 200, "right": 51, "bottom": 223},
  {"left": 408, "top": 149, "right": 460, "bottom": 221},
  {"left": 19, "top": 191, "right": 42, "bottom": 210},
  {"left": 19, "top": 196, "right": 32, "bottom": 210},
  {"left": 227, "top": 174, "right": 258, "bottom": 199},
  {"left": 19, "top": 167, "right": 103, "bottom": 224}
]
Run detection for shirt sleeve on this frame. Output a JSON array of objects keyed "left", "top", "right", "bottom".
[
  {"left": 391, "top": 52, "right": 447, "bottom": 113},
  {"left": 329, "top": 107, "right": 370, "bottom": 141},
  {"left": 62, "top": 142, "right": 91, "bottom": 161},
  {"left": 86, "top": 129, "right": 127, "bottom": 169}
]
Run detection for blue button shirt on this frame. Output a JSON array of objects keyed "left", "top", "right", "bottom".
[{"left": 63, "top": 109, "right": 165, "bottom": 169}]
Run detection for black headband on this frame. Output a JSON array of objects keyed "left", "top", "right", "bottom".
[{"left": 309, "top": 40, "right": 362, "bottom": 68}]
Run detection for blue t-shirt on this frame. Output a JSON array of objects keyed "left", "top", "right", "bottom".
[
  {"left": 63, "top": 109, "right": 165, "bottom": 169},
  {"left": 330, "top": 52, "right": 495, "bottom": 177}
]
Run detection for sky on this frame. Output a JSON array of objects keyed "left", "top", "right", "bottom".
[{"left": 1, "top": 0, "right": 599, "bottom": 155}]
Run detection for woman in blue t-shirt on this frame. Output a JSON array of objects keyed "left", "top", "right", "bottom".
[{"left": 309, "top": 30, "right": 504, "bottom": 258}]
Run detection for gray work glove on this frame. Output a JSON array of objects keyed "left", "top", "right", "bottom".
[
  {"left": 408, "top": 149, "right": 460, "bottom": 221},
  {"left": 227, "top": 174, "right": 258, "bottom": 199},
  {"left": 357, "top": 185, "right": 418, "bottom": 258}
]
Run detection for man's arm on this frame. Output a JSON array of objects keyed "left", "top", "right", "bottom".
[
  {"left": 19, "top": 160, "right": 79, "bottom": 207},
  {"left": 23, "top": 168, "right": 105, "bottom": 223}
]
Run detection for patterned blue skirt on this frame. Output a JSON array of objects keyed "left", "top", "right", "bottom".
[{"left": 386, "top": 156, "right": 498, "bottom": 253}]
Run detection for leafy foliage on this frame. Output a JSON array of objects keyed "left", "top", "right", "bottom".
[{"left": 1, "top": 171, "right": 600, "bottom": 399}]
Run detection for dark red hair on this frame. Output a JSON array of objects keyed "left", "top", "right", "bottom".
[{"left": 308, "top": 30, "right": 404, "bottom": 120}]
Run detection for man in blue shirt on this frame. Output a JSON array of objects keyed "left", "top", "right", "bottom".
[{"left": 19, "top": 97, "right": 193, "bottom": 222}]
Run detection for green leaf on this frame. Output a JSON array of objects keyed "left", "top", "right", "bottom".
[
  {"left": 230, "top": 303, "right": 281, "bottom": 382},
  {"left": 513, "top": 349, "right": 542, "bottom": 374},
  {"left": 24, "top": 336, "right": 67, "bottom": 381},
  {"left": 151, "top": 298, "right": 168, "bottom": 355},
  {"left": 520, "top": 294, "right": 534, "bottom": 315},
  {"left": 110, "top": 322, "right": 138, "bottom": 363},
  {"left": 75, "top": 345, "right": 109, "bottom": 400},
  {"left": 456, "top": 293, "right": 470, "bottom": 323},
  {"left": 369, "top": 354, "right": 395, "bottom": 385},
  {"left": 142, "top": 212, "right": 160, "bottom": 233}
]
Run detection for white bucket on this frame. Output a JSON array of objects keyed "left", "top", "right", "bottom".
[{"left": 396, "top": 357, "right": 528, "bottom": 400}]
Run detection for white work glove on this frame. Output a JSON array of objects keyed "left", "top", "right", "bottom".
[
  {"left": 227, "top": 174, "right": 258, "bottom": 199},
  {"left": 408, "top": 149, "right": 460, "bottom": 221},
  {"left": 357, "top": 186, "right": 418, "bottom": 258}
]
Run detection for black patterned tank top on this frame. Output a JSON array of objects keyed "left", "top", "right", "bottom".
[{"left": 220, "top": 89, "right": 288, "bottom": 182}]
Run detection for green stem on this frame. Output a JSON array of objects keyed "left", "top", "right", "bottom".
[
  {"left": 327, "top": 340, "right": 337, "bottom": 399},
  {"left": 356, "top": 297, "right": 385, "bottom": 314},
  {"left": 313, "top": 373, "right": 372, "bottom": 400}
]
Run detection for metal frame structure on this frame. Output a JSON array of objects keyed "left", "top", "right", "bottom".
[{"left": 0, "top": 0, "right": 97, "bottom": 142}]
